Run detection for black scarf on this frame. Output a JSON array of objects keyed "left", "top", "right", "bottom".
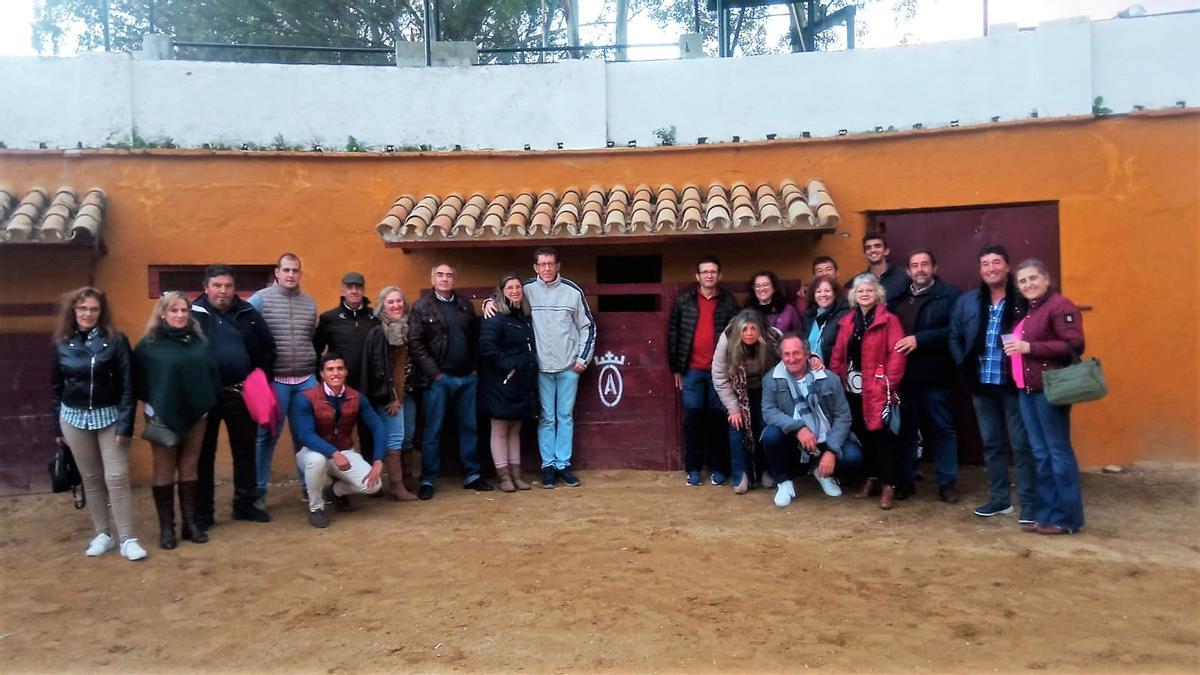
[{"left": 848, "top": 306, "right": 875, "bottom": 370}]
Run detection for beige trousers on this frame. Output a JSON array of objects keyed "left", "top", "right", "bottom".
[
  {"left": 295, "top": 448, "right": 380, "bottom": 512},
  {"left": 59, "top": 421, "right": 135, "bottom": 541}
]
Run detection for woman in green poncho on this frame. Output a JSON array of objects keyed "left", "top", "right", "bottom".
[{"left": 134, "top": 291, "right": 220, "bottom": 550}]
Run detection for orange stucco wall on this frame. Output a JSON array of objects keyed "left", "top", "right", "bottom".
[{"left": 3, "top": 111, "right": 1197, "bottom": 481}]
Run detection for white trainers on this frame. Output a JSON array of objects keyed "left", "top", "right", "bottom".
[
  {"left": 773, "top": 480, "right": 796, "bottom": 508},
  {"left": 812, "top": 470, "right": 842, "bottom": 497},
  {"left": 85, "top": 532, "right": 114, "bottom": 557},
  {"left": 120, "top": 538, "right": 148, "bottom": 561}
]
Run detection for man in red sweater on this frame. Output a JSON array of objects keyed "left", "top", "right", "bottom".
[{"left": 667, "top": 256, "right": 739, "bottom": 486}]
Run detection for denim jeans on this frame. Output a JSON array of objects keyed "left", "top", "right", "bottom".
[
  {"left": 372, "top": 401, "right": 406, "bottom": 452},
  {"left": 681, "top": 369, "right": 729, "bottom": 474},
  {"left": 419, "top": 374, "right": 481, "bottom": 486},
  {"left": 972, "top": 387, "right": 1037, "bottom": 516},
  {"left": 1019, "top": 391, "right": 1085, "bottom": 531},
  {"left": 402, "top": 394, "right": 418, "bottom": 450},
  {"left": 727, "top": 388, "right": 769, "bottom": 484},
  {"left": 254, "top": 374, "right": 317, "bottom": 495},
  {"left": 900, "top": 384, "right": 959, "bottom": 487},
  {"left": 760, "top": 425, "right": 864, "bottom": 483},
  {"left": 537, "top": 369, "right": 579, "bottom": 470}
]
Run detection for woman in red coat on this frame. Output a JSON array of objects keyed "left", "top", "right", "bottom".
[{"left": 830, "top": 273, "right": 907, "bottom": 509}]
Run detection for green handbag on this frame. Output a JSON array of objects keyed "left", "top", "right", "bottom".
[{"left": 1043, "top": 354, "right": 1107, "bottom": 406}]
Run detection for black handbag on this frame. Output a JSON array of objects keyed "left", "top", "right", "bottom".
[{"left": 48, "top": 439, "right": 86, "bottom": 509}]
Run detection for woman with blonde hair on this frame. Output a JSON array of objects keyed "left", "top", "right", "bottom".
[
  {"left": 50, "top": 287, "right": 145, "bottom": 560},
  {"left": 478, "top": 273, "right": 539, "bottom": 492},
  {"left": 829, "top": 274, "right": 907, "bottom": 509},
  {"left": 361, "top": 285, "right": 418, "bottom": 501},
  {"left": 712, "top": 309, "right": 780, "bottom": 493},
  {"left": 133, "top": 291, "right": 220, "bottom": 549}
]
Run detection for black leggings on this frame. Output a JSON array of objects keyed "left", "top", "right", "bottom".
[{"left": 848, "top": 392, "right": 901, "bottom": 485}]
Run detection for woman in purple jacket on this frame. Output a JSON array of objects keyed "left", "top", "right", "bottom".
[
  {"left": 746, "top": 270, "right": 802, "bottom": 335},
  {"left": 1003, "top": 260, "right": 1086, "bottom": 535}
]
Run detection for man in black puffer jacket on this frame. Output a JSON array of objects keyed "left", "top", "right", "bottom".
[
  {"left": 889, "top": 249, "right": 961, "bottom": 503},
  {"left": 192, "top": 264, "right": 275, "bottom": 526},
  {"left": 667, "top": 255, "right": 738, "bottom": 486},
  {"left": 314, "top": 272, "right": 380, "bottom": 460}
]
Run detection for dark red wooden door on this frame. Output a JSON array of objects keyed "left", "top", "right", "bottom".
[
  {"left": 869, "top": 203, "right": 1061, "bottom": 466},
  {"left": 0, "top": 333, "right": 55, "bottom": 495},
  {"left": 572, "top": 284, "right": 680, "bottom": 471}
]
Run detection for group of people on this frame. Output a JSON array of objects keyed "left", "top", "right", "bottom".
[
  {"left": 51, "top": 234, "right": 1089, "bottom": 562},
  {"left": 51, "top": 247, "right": 595, "bottom": 558},
  {"left": 669, "top": 234, "right": 1087, "bottom": 537}
]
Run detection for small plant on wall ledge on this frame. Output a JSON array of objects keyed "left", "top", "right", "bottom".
[
  {"left": 345, "top": 135, "right": 367, "bottom": 152},
  {"left": 653, "top": 125, "right": 677, "bottom": 146},
  {"left": 1092, "top": 96, "right": 1113, "bottom": 116},
  {"left": 271, "top": 134, "right": 304, "bottom": 151}
]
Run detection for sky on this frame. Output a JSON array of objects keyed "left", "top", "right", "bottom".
[{"left": 1, "top": 0, "right": 1197, "bottom": 58}]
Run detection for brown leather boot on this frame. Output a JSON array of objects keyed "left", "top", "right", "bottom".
[
  {"left": 855, "top": 477, "right": 880, "bottom": 499},
  {"left": 496, "top": 465, "right": 516, "bottom": 493},
  {"left": 152, "top": 484, "right": 176, "bottom": 550},
  {"left": 384, "top": 450, "right": 418, "bottom": 502},
  {"left": 879, "top": 484, "right": 896, "bottom": 510},
  {"left": 177, "top": 481, "right": 208, "bottom": 543},
  {"left": 401, "top": 449, "right": 420, "bottom": 493},
  {"left": 509, "top": 463, "right": 532, "bottom": 490}
]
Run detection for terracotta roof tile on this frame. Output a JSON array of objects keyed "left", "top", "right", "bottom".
[
  {"left": 374, "top": 179, "right": 840, "bottom": 243},
  {"left": 1, "top": 185, "right": 107, "bottom": 245}
]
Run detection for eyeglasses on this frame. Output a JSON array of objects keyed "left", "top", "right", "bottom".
[
  {"left": 534, "top": 262, "right": 557, "bottom": 268},
  {"left": 74, "top": 306, "right": 101, "bottom": 313},
  {"left": 753, "top": 283, "right": 772, "bottom": 289}
]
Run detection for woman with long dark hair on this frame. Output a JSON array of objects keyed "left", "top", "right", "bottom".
[
  {"left": 478, "top": 273, "right": 539, "bottom": 492},
  {"left": 134, "top": 291, "right": 220, "bottom": 549},
  {"left": 1003, "top": 260, "right": 1086, "bottom": 534},
  {"left": 746, "top": 270, "right": 802, "bottom": 334},
  {"left": 361, "top": 285, "right": 418, "bottom": 501},
  {"left": 712, "top": 309, "right": 780, "bottom": 493},
  {"left": 50, "top": 287, "right": 145, "bottom": 560},
  {"left": 829, "top": 274, "right": 907, "bottom": 509}
]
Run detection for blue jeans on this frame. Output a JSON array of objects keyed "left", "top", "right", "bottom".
[
  {"left": 1019, "top": 391, "right": 1085, "bottom": 531},
  {"left": 760, "top": 425, "right": 864, "bottom": 483},
  {"left": 419, "top": 374, "right": 481, "bottom": 486},
  {"left": 254, "top": 374, "right": 317, "bottom": 494},
  {"left": 402, "top": 395, "right": 418, "bottom": 450},
  {"left": 972, "top": 387, "right": 1037, "bottom": 515},
  {"left": 372, "top": 401, "right": 406, "bottom": 451},
  {"left": 538, "top": 369, "right": 579, "bottom": 470},
  {"left": 900, "top": 384, "right": 959, "bottom": 487},
  {"left": 682, "top": 369, "right": 728, "bottom": 474},
  {"left": 727, "top": 388, "right": 769, "bottom": 484}
]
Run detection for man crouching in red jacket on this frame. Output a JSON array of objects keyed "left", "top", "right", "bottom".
[{"left": 292, "top": 353, "right": 387, "bottom": 528}]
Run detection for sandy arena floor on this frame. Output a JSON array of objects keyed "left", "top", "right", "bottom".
[{"left": 1, "top": 462, "right": 1197, "bottom": 673}]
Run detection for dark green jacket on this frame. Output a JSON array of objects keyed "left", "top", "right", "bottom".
[{"left": 133, "top": 328, "right": 221, "bottom": 436}]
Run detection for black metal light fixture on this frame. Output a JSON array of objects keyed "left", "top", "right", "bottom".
[
  {"left": 697, "top": 136, "right": 708, "bottom": 144},
  {"left": 766, "top": 133, "right": 777, "bottom": 140},
  {"left": 912, "top": 123, "right": 923, "bottom": 130},
  {"left": 627, "top": 140, "right": 637, "bottom": 147},
  {"left": 523, "top": 144, "right": 532, "bottom": 151},
  {"left": 801, "top": 131, "right": 811, "bottom": 139},
  {"left": 555, "top": 142, "right": 563, "bottom": 149},
  {"left": 454, "top": 144, "right": 463, "bottom": 151},
  {"left": 949, "top": 120, "right": 959, "bottom": 127},
  {"left": 837, "top": 129, "right": 847, "bottom": 136},
  {"left": 731, "top": 135, "right": 740, "bottom": 143},
  {"left": 991, "top": 116, "right": 1000, "bottom": 122},
  {"left": 606, "top": 141, "right": 615, "bottom": 148},
  {"left": 385, "top": 144, "right": 396, "bottom": 152}
]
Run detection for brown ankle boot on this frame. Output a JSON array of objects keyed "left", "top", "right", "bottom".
[
  {"left": 496, "top": 465, "right": 516, "bottom": 493},
  {"left": 879, "top": 484, "right": 896, "bottom": 510},
  {"left": 384, "top": 450, "right": 417, "bottom": 502},
  {"left": 509, "top": 463, "right": 531, "bottom": 490},
  {"left": 855, "top": 477, "right": 880, "bottom": 499}
]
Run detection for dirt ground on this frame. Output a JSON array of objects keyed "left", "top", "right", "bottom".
[{"left": 1, "top": 461, "right": 1198, "bottom": 673}]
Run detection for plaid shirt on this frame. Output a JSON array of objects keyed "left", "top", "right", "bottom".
[
  {"left": 60, "top": 404, "right": 119, "bottom": 431},
  {"left": 978, "top": 299, "right": 1007, "bottom": 385}
]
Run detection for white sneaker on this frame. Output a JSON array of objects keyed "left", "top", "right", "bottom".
[
  {"left": 85, "top": 532, "right": 114, "bottom": 557},
  {"left": 120, "top": 538, "right": 148, "bottom": 561},
  {"left": 773, "top": 480, "right": 796, "bottom": 508},
  {"left": 813, "top": 471, "right": 842, "bottom": 497}
]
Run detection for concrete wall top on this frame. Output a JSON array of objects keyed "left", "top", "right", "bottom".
[{"left": 0, "top": 13, "right": 1196, "bottom": 151}]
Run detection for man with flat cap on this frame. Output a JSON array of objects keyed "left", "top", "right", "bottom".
[{"left": 315, "top": 271, "right": 381, "bottom": 460}]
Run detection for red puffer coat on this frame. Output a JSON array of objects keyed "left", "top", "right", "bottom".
[{"left": 829, "top": 306, "right": 907, "bottom": 431}]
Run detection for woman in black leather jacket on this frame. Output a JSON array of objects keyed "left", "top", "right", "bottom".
[{"left": 50, "top": 287, "right": 145, "bottom": 561}]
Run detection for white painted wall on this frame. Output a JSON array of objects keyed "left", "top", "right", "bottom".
[{"left": 0, "top": 13, "right": 1195, "bottom": 151}]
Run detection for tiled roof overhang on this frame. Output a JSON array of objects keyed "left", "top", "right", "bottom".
[
  {"left": 376, "top": 179, "right": 839, "bottom": 248},
  {"left": 0, "top": 186, "right": 107, "bottom": 247}
]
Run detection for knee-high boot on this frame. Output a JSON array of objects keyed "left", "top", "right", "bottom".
[
  {"left": 152, "top": 484, "right": 176, "bottom": 550},
  {"left": 177, "top": 481, "right": 209, "bottom": 544},
  {"left": 384, "top": 450, "right": 418, "bottom": 502},
  {"left": 402, "top": 449, "right": 420, "bottom": 493}
]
